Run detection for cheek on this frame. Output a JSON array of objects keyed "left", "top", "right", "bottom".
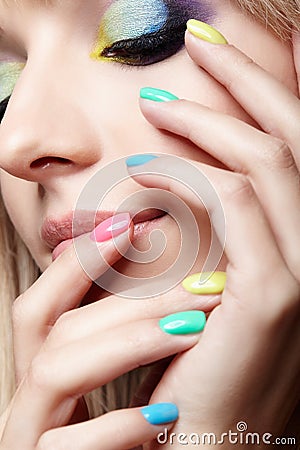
[
  {"left": 0, "top": 171, "right": 40, "bottom": 249},
  {"left": 129, "top": 50, "right": 259, "bottom": 127},
  {"left": 0, "top": 171, "right": 23, "bottom": 225},
  {"left": 214, "top": 1, "right": 298, "bottom": 94}
]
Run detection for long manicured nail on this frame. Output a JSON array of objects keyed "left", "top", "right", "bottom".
[
  {"left": 140, "top": 87, "right": 179, "bottom": 102},
  {"left": 182, "top": 271, "right": 226, "bottom": 295},
  {"left": 126, "top": 154, "right": 158, "bottom": 168},
  {"left": 160, "top": 311, "right": 206, "bottom": 335},
  {"left": 187, "top": 19, "right": 228, "bottom": 44},
  {"left": 141, "top": 403, "right": 179, "bottom": 425},
  {"left": 90, "top": 213, "right": 131, "bottom": 242}
]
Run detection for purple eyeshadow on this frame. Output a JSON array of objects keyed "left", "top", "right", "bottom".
[{"left": 98, "top": 0, "right": 216, "bottom": 66}]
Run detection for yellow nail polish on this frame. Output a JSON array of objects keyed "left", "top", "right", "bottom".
[
  {"left": 182, "top": 272, "right": 226, "bottom": 295},
  {"left": 187, "top": 19, "right": 228, "bottom": 45}
]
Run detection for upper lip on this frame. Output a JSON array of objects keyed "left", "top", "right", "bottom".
[{"left": 41, "top": 209, "right": 166, "bottom": 251}]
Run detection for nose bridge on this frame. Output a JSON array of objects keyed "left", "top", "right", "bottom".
[{"left": 0, "top": 52, "right": 102, "bottom": 181}]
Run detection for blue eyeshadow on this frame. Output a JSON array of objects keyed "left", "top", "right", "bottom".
[{"left": 91, "top": 0, "right": 215, "bottom": 65}]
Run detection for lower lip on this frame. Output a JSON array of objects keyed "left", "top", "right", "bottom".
[{"left": 52, "top": 214, "right": 168, "bottom": 262}]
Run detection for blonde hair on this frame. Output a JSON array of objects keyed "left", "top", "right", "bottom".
[
  {"left": 235, "top": 0, "right": 300, "bottom": 40},
  {"left": 1, "top": 0, "right": 300, "bottom": 420}
]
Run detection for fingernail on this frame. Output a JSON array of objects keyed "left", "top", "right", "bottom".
[
  {"left": 126, "top": 154, "right": 158, "bottom": 168},
  {"left": 187, "top": 19, "right": 228, "bottom": 44},
  {"left": 90, "top": 213, "right": 131, "bottom": 243},
  {"left": 141, "top": 403, "right": 179, "bottom": 425},
  {"left": 140, "top": 87, "right": 179, "bottom": 102},
  {"left": 160, "top": 311, "right": 206, "bottom": 335},
  {"left": 182, "top": 271, "right": 226, "bottom": 295}
]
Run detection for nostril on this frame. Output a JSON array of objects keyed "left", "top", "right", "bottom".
[{"left": 30, "top": 157, "right": 72, "bottom": 170}]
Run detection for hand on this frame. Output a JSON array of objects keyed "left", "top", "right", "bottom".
[
  {"left": 0, "top": 217, "right": 214, "bottom": 450},
  {"left": 126, "top": 27, "right": 300, "bottom": 447}
]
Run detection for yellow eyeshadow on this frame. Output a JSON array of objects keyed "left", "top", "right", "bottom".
[{"left": 90, "top": 0, "right": 168, "bottom": 61}]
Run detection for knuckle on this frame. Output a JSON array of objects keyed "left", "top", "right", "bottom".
[
  {"left": 11, "top": 293, "right": 31, "bottom": 329},
  {"left": 263, "top": 139, "right": 296, "bottom": 172},
  {"left": 224, "top": 53, "right": 255, "bottom": 94},
  {"left": 225, "top": 265, "right": 300, "bottom": 326},
  {"left": 49, "top": 310, "right": 74, "bottom": 342},
  {"left": 221, "top": 174, "right": 254, "bottom": 204},
  {"left": 126, "top": 323, "right": 159, "bottom": 361},
  {"left": 12, "top": 290, "right": 43, "bottom": 331},
  {"left": 126, "top": 331, "right": 146, "bottom": 354},
  {"left": 28, "top": 352, "right": 56, "bottom": 392},
  {"left": 113, "top": 421, "right": 126, "bottom": 447}
]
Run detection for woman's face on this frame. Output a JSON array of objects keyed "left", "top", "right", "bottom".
[{"left": 0, "top": 0, "right": 298, "bottom": 277}]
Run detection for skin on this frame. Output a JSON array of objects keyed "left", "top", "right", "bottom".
[{"left": 0, "top": 0, "right": 299, "bottom": 448}]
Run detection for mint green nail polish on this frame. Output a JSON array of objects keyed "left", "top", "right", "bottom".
[
  {"left": 160, "top": 311, "right": 206, "bottom": 335},
  {"left": 140, "top": 87, "right": 179, "bottom": 102}
]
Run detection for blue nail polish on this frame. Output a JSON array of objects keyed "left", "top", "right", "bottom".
[
  {"left": 141, "top": 403, "right": 179, "bottom": 425},
  {"left": 126, "top": 154, "right": 158, "bottom": 168}
]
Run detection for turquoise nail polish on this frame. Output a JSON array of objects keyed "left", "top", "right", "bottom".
[
  {"left": 140, "top": 87, "right": 179, "bottom": 102},
  {"left": 160, "top": 311, "right": 206, "bottom": 335},
  {"left": 126, "top": 154, "right": 158, "bottom": 168},
  {"left": 141, "top": 403, "right": 179, "bottom": 425}
]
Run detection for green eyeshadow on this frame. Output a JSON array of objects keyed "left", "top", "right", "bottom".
[
  {"left": 91, "top": 0, "right": 168, "bottom": 60},
  {"left": 90, "top": 0, "right": 214, "bottom": 66},
  {"left": 0, "top": 62, "right": 24, "bottom": 102}
]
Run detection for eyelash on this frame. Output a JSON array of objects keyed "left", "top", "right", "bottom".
[
  {"left": 0, "top": 26, "right": 181, "bottom": 119},
  {"left": 0, "top": 96, "right": 10, "bottom": 122},
  {"left": 101, "top": 18, "right": 188, "bottom": 66},
  {"left": 0, "top": 26, "right": 183, "bottom": 119}
]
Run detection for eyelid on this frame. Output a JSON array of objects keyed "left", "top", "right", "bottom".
[
  {"left": 90, "top": 0, "right": 170, "bottom": 63},
  {"left": 102, "top": 33, "right": 183, "bottom": 65},
  {"left": 0, "top": 61, "right": 25, "bottom": 101},
  {"left": 96, "top": 16, "right": 188, "bottom": 66},
  {"left": 90, "top": 0, "right": 214, "bottom": 67}
]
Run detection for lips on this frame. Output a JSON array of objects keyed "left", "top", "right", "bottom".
[{"left": 40, "top": 209, "right": 166, "bottom": 260}]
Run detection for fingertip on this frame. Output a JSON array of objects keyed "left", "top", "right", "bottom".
[
  {"left": 140, "top": 402, "right": 179, "bottom": 425},
  {"left": 139, "top": 87, "right": 179, "bottom": 103}
]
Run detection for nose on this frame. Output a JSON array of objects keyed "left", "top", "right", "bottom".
[{"left": 0, "top": 62, "right": 102, "bottom": 184}]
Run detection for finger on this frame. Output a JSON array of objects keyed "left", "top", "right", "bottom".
[
  {"left": 3, "top": 313, "right": 203, "bottom": 448},
  {"left": 13, "top": 215, "right": 133, "bottom": 380},
  {"left": 45, "top": 286, "right": 221, "bottom": 348},
  {"left": 185, "top": 27, "right": 300, "bottom": 153},
  {"left": 37, "top": 404, "right": 178, "bottom": 450},
  {"left": 292, "top": 30, "right": 300, "bottom": 96},
  {"left": 139, "top": 99, "right": 300, "bottom": 280},
  {"left": 126, "top": 156, "right": 297, "bottom": 309}
]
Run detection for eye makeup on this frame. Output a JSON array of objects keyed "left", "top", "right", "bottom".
[
  {"left": 0, "top": 62, "right": 24, "bottom": 102},
  {"left": 91, "top": 0, "right": 214, "bottom": 66}
]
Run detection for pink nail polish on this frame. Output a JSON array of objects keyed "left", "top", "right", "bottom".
[{"left": 90, "top": 213, "right": 131, "bottom": 243}]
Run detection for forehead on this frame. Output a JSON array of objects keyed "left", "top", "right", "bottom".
[{"left": 0, "top": 0, "right": 85, "bottom": 11}]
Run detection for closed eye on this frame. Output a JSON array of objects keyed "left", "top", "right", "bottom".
[
  {"left": 93, "top": 0, "right": 213, "bottom": 67},
  {"left": 101, "top": 19, "right": 187, "bottom": 66}
]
